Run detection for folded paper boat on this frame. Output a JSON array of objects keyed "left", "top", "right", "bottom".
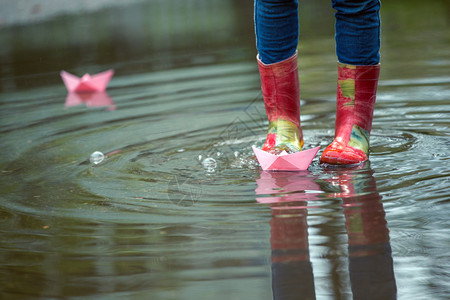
[
  {"left": 252, "top": 146, "right": 320, "bottom": 171},
  {"left": 60, "top": 69, "right": 114, "bottom": 93}
]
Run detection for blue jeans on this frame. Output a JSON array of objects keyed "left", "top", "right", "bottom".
[{"left": 255, "top": 0, "right": 381, "bottom": 65}]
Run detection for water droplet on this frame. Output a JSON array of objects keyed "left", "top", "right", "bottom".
[
  {"left": 202, "top": 157, "right": 217, "bottom": 169},
  {"left": 90, "top": 151, "right": 104, "bottom": 164}
]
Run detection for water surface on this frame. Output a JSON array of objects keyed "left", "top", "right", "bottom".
[{"left": 1, "top": 1, "right": 449, "bottom": 299}]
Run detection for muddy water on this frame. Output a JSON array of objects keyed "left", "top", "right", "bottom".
[{"left": 1, "top": 0, "right": 449, "bottom": 299}]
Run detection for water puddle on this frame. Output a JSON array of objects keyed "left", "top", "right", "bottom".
[{"left": 1, "top": 0, "right": 449, "bottom": 299}]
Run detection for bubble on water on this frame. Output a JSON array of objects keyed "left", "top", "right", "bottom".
[
  {"left": 90, "top": 151, "right": 105, "bottom": 164},
  {"left": 202, "top": 157, "right": 217, "bottom": 168},
  {"left": 202, "top": 157, "right": 217, "bottom": 172}
]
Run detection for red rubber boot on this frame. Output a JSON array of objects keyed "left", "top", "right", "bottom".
[
  {"left": 258, "top": 52, "right": 303, "bottom": 155},
  {"left": 320, "top": 63, "right": 380, "bottom": 165}
]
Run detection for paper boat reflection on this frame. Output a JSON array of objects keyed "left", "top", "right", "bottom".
[
  {"left": 252, "top": 146, "right": 320, "bottom": 171},
  {"left": 255, "top": 171, "right": 322, "bottom": 205},
  {"left": 65, "top": 92, "right": 115, "bottom": 110},
  {"left": 60, "top": 69, "right": 114, "bottom": 93}
]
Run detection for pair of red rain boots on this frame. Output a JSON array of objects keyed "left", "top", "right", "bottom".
[{"left": 257, "top": 52, "right": 380, "bottom": 165}]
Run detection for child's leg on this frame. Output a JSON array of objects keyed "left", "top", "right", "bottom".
[
  {"left": 255, "top": 0, "right": 303, "bottom": 154},
  {"left": 321, "top": 0, "right": 381, "bottom": 165},
  {"left": 333, "top": 0, "right": 381, "bottom": 66},
  {"left": 255, "top": 0, "right": 299, "bottom": 64}
]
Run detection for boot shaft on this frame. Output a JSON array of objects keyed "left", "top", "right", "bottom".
[
  {"left": 257, "top": 52, "right": 300, "bottom": 127},
  {"left": 336, "top": 63, "right": 380, "bottom": 138}
]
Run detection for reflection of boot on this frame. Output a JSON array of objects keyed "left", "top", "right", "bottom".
[
  {"left": 255, "top": 171, "right": 317, "bottom": 299},
  {"left": 337, "top": 169, "right": 397, "bottom": 300},
  {"left": 271, "top": 209, "right": 316, "bottom": 300},
  {"left": 346, "top": 195, "right": 397, "bottom": 300},
  {"left": 258, "top": 52, "right": 303, "bottom": 155},
  {"left": 321, "top": 63, "right": 380, "bottom": 165}
]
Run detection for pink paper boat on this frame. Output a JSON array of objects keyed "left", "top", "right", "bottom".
[
  {"left": 60, "top": 69, "right": 114, "bottom": 93},
  {"left": 252, "top": 146, "right": 320, "bottom": 171}
]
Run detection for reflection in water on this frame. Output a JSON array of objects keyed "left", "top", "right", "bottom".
[
  {"left": 255, "top": 171, "right": 322, "bottom": 206},
  {"left": 256, "top": 172, "right": 318, "bottom": 300},
  {"left": 255, "top": 166, "right": 396, "bottom": 299},
  {"left": 65, "top": 92, "right": 115, "bottom": 110}
]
